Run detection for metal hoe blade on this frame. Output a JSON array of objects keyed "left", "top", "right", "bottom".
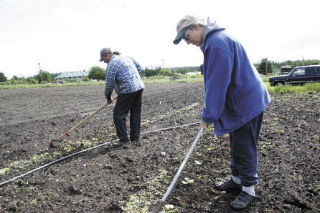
[{"left": 152, "top": 126, "right": 204, "bottom": 213}]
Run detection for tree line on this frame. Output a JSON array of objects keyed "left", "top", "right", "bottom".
[
  {"left": 256, "top": 59, "right": 320, "bottom": 75},
  {"left": 0, "top": 71, "right": 59, "bottom": 85},
  {"left": 1, "top": 59, "right": 320, "bottom": 84}
]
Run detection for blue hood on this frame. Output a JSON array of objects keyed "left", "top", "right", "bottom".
[{"left": 202, "top": 18, "right": 225, "bottom": 47}]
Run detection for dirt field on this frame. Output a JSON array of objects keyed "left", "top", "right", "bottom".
[{"left": 0, "top": 82, "right": 319, "bottom": 212}]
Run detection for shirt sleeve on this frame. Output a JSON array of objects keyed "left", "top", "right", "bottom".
[
  {"left": 130, "top": 57, "right": 142, "bottom": 75},
  {"left": 104, "top": 65, "right": 116, "bottom": 99},
  {"left": 201, "top": 46, "right": 233, "bottom": 123}
]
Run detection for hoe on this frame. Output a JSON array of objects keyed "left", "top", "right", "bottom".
[{"left": 153, "top": 126, "right": 204, "bottom": 213}]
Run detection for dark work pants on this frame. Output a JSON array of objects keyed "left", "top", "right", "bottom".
[
  {"left": 229, "top": 113, "right": 263, "bottom": 187},
  {"left": 113, "top": 89, "right": 143, "bottom": 142}
]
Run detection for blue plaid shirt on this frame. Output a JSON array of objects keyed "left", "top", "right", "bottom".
[{"left": 105, "top": 54, "right": 145, "bottom": 99}]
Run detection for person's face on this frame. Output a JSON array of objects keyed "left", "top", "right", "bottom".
[
  {"left": 183, "top": 25, "right": 204, "bottom": 46},
  {"left": 102, "top": 53, "right": 112, "bottom": 63}
]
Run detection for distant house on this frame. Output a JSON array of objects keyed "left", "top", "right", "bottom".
[
  {"left": 55, "top": 71, "right": 89, "bottom": 82},
  {"left": 186, "top": 71, "right": 201, "bottom": 76}
]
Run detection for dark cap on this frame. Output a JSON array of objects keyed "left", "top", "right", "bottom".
[{"left": 173, "top": 15, "right": 198, "bottom": 45}]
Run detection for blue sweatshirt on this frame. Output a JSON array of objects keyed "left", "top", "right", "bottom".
[{"left": 200, "top": 19, "right": 271, "bottom": 136}]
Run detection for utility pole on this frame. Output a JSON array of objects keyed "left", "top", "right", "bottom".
[
  {"left": 38, "top": 63, "right": 43, "bottom": 82},
  {"left": 266, "top": 58, "right": 268, "bottom": 74}
]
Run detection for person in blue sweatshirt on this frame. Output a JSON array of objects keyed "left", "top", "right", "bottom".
[{"left": 173, "top": 15, "right": 271, "bottom": 210}]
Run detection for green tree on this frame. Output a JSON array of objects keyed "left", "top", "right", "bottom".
[
  {"left": 142, "top": 67, "right": 161, "bottom": 77},
  {"left": 258, "top": 58, "right": 274, "bottom": 74},
  {"left": 26, "top": 77, "right": 38, "bottom": 84},
  {"left": 35, "top": 71, "right": 51, "bottom": 83},
  {"left": 89, "top": 66, "right": 105, "bottom": 80},
  {"left": 159, "top": 69, "right": 173, "bottom": 76},
  {"left": 0, "top": 72, "right": 7, "bottom": 82}
]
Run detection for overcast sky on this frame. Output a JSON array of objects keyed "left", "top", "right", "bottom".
[{"left": 0, "top": 0, "right": 319, "bottom": 78}]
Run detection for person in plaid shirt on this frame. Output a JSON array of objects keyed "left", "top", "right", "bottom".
[{"left": 99, "top": 47, "right": 145, "bottom": 146}]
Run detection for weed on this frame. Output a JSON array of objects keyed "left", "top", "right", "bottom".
[
  {"left": 81, "top": 139, "right": 93, "bottom": 148},
  {"left": 31, "top": 153, "right": 51, "bottom": 164},
  {"left": 182, "top": 177, "right": 194, "bottom": 185},
  {"left": 64, "top": 144, "right": 72, "bottom": 152},
  {"left": 29, "top": 199, "right": 37, "bottom": 205},
  {"left": 121, "top": 193, "right": 150, "bottom": 212},
  {"left": 0, "top": 167, "right": 11, "bottom": 176},
  {"left": 26, "top": 186, "right": 34, "bottom": 194}
]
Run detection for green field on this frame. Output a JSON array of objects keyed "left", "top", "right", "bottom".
[{"left": 1, "top": 74, "right": 320, "bottom": 94}]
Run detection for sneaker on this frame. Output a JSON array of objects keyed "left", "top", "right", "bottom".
[
  {"left": 215, "top": 179, "right": 242, "bottom": 192},
  {"left": 230, "top": 191, "right": 255, "bottom": 210},
  {"left": 113, "top": 140, "right": 129, "bottom": 147}
]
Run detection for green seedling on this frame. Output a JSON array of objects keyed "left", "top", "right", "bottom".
[{"left": 182, "top": 177, "right": 194, "bottom": 185}]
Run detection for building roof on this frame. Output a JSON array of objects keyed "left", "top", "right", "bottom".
[{"left": 56, "top": 71, "right": 89, "bottom": 79}]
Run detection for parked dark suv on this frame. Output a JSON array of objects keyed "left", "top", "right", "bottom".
[{"left": 269, "top": 65, "right": 320, "bottom": 86}]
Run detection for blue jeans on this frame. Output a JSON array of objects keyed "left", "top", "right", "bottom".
[{"left": 229, "top": 113, "right": 263, "bottom": 187}]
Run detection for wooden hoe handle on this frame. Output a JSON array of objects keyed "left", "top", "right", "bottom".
[{"left": 60, "top": 96, "right": 118, "bottom": 140}]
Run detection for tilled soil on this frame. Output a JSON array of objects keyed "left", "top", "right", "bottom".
[{"left": 0, "top": 82, "right": 319, "bottom": 212}]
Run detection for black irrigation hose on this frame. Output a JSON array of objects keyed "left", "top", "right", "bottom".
[{"left": 0, "top": 121, "right": 200, "bottom": 187}]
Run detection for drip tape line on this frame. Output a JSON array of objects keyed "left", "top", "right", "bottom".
[{"left": 0, "top": 121, "right": 200, "bottom": 187}]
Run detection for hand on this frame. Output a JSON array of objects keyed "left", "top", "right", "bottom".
[
  {"left": 107, "top": 99, "right": 113, "bottom": 104},
  {"left": 201, "top": 121, "right": 209, "bottom": 129}
]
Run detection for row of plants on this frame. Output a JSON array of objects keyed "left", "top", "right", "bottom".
[{"left": 267, "top": 83, "right": 320, "bottom": 94}]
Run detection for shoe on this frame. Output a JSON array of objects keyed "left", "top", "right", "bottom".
[
  {"left": 131, "top": 140, "right": 140, "bottom": 146},
  {"left": 230, "top": 191, "right": 255, "bottom": 210},
  {"left": 113, "top": 140, "right": 129, "bottom": 147},
  {"left": 215, "top": 179, "right": 242, "bottom": 192}
]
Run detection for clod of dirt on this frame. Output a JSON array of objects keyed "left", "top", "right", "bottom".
[
  {"left": 7, "top": 205, "right": 18, "bottom": 212},
  {"left": 104, "top": 165, "right": 113, "bottom": 170},
  {"left": 106, "top": 202, "right": 122, "bottom": 212},
  {"left": 49, "top": 138, "right": 63, "bottom": 148},
  {"left": 66, "top": 185, "right": 82, "bottom": 195},
  {"left": 125, "top": 156, "right": 133, "bottom": 163}
]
